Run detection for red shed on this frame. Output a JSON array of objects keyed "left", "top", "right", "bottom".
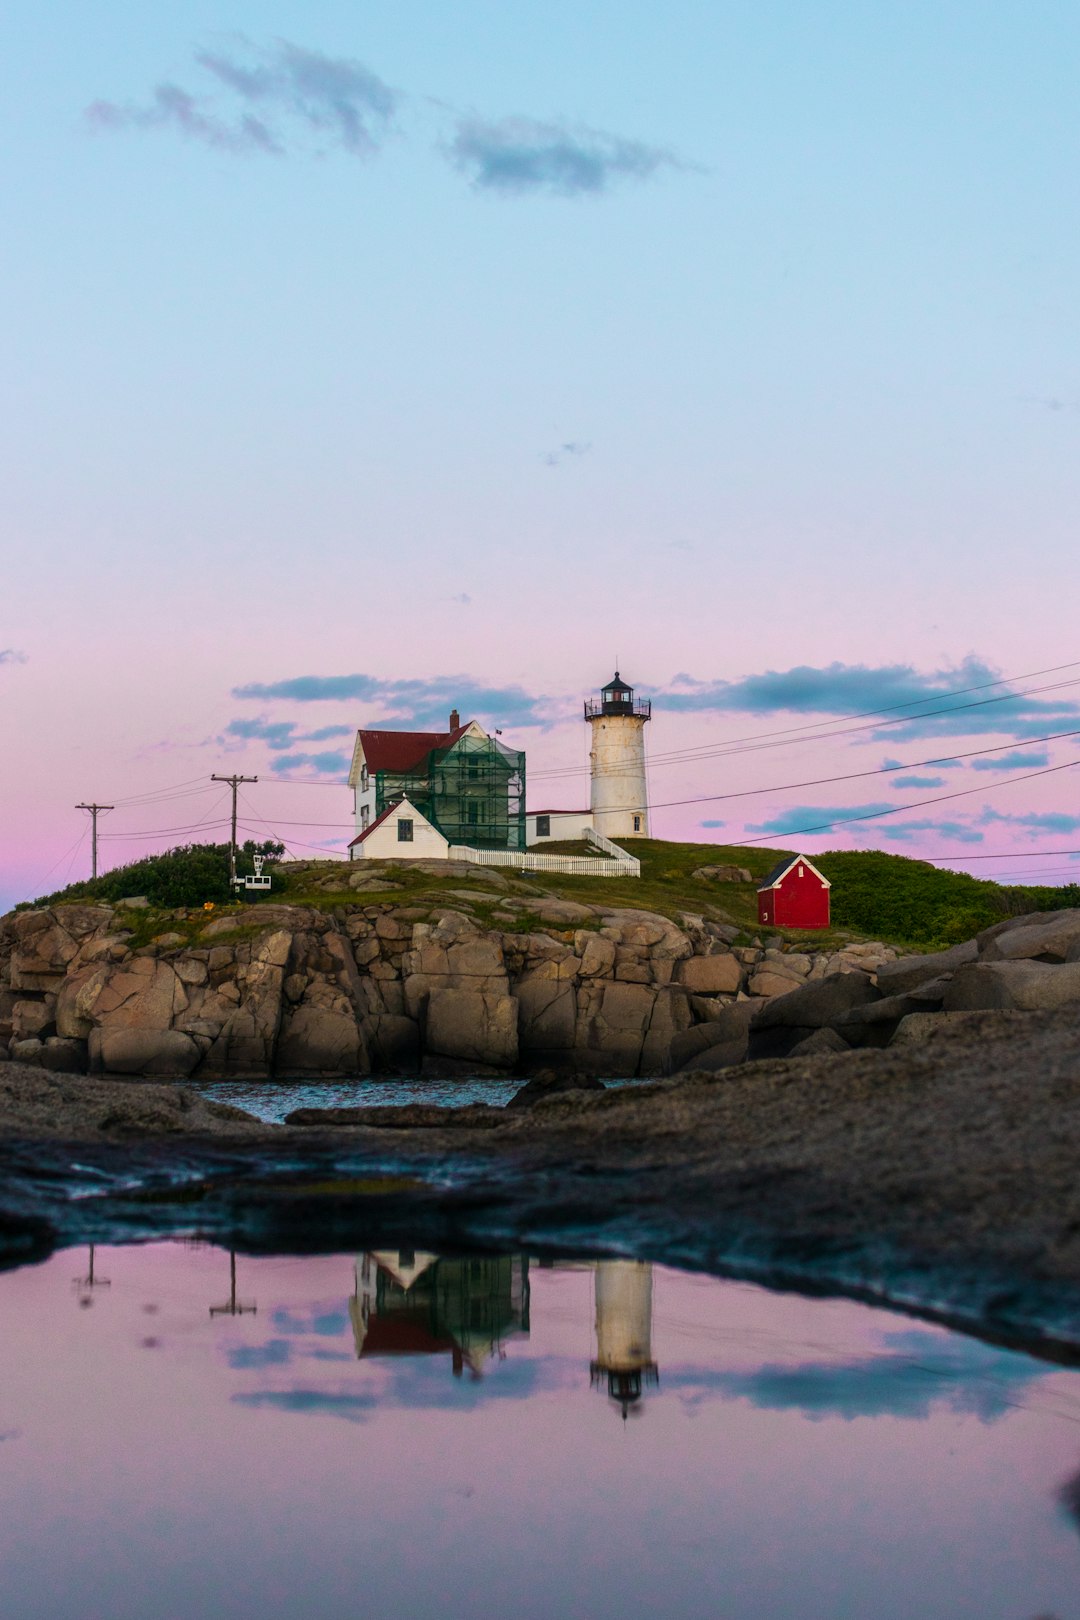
[{"left": 757, "top": 854, "right": 831, "bottom": 930}]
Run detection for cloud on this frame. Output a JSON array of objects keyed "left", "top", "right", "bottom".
[
  {"left": 970, "top": 750, "right": 1050, "bottom": 772},
  {"left": 542, "top": 440, "right": 592, "bottom": 468},
  {"left": 658, "top": 658, "right": 1080, "bottom": 743},
  {"left": 665, "top": 1328, "right": 1048, "bottom": 1424},
  {"left": 86, "top": 39, "right": 397, "bottom": 158},
  {"left": 448, "top": 116, "right": 684, "bottom": 196},
  {"left": 232, "top": 672, "right": 548, "bottom": 728},
  {"left": 890, "top": 775, "right": 946, "bottom": 790},
  {"left": 227, "top": 1339, "right": 292, "bottom": 1369},
  {"left": 451, "top": 592, "right": 472, "bottom": 605},
  {"left": 881, "top": 818, "right": 984, "bottom": 844},
  {"left": 0, "top": 649, "right": 27, "bottom": 666},
  {"left": 270, "top": 750, "right": 350, "bottom": 776},
  {"left": 222, "top": 718, "right": 354, "bottom": 759},
  {"left": 747, "top": 803, "right": 895, "bottom": 837},
  {"left": 700, "top": 819, "right": 725, "bottom": 828},
  {"left": 232, "top": 1388, "right": 376, "bottom": 1421},
  {"left": 978, "top": 808, "right": 1080, "bottom": 835}
]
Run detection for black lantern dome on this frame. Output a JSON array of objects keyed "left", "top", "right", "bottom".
[{"left": 584, "top": 671, "right": 651, "bottom": 721}]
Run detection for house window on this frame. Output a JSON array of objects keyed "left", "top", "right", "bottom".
[
  {"left": 536, "top": 815, "right": 550, "bottom": 838},
  {"left": 360, "top": 765, "right": 369, "bottom": 790},
  {"left": 633, "top": 815, "right": 641, "bottom": 832},
  {"left": 798, "top": 865, "right": 804, "bottom": 877},
  {"left": 397, "top": 818, "right": 414, "bottom": 842},
  {"left": 361, "top": 805, "right": 370, "bottom": 831}
]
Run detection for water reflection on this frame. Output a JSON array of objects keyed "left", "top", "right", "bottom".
[
  {"left": 6, "top": 1242, "right": 1080, "bottom": 1620},
  {"left": 71, "top": 1244, "right": 110, "bottom": 1308},
  {"left": 590, "top": 1260, "right": 660, "bottom": 1417},
  {"left": 351, "top": 1251, "right": 530, "bottom": 1377}
]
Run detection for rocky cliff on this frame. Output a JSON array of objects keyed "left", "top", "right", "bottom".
[{"left": 0, "top": 871, "right": 900, "bottom": 1079}]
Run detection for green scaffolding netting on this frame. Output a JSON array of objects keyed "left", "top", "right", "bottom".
[{"left": 374, "top": 731, "right": 526, "bottom": 850}]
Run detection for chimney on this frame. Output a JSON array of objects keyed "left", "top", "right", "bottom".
[{"left": 449, "top": 708, "right": 461, "bottom": 730}]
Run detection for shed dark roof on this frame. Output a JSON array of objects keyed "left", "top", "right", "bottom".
[
  {"left": 757, "top": 853, "right": 831, "bottom": 891},
  {"left": 358, "top": 723, "right": 470, "bottom": 774}
]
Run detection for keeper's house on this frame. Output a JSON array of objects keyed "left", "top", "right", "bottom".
[
  {"left": 756, "top": 854, "right": 831, "bottom": 930},
  {"left": 347, "top": 711, "right": 526, "bottom": 859}
]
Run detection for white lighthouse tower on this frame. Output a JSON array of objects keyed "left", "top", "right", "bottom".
[{"left": 585, "top": 671, "right": 651, "bottom": 839}]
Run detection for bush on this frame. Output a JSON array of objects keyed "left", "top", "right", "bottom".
[
  {"left": 28, "top": 841, "right": 286, "bottom": 911},
  {"left": 816, "top": 849, "right": 1080, "bottom": 948}
]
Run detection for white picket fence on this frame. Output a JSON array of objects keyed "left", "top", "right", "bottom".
[{"left": 448, "top": 831, "right": 639, "bottom": 879}]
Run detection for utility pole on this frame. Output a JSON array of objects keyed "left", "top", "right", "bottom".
[
  {"left": 75, "top": 803, "right": 113, "bottom": 879},
  {"left": 210, "top": 774, "right": 258, "bottom": 885}
]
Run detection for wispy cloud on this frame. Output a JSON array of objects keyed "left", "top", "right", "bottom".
[
  {"left": 86, "top": 39, "right": 397, "bottom": 158},
  {"left": 668, "top": 1328, "right": 1047, "bottom": 1423},
  {"left": 0, "top": 649, "right": 27, "bottom": 666},
  {"left": 447, "top": 116, "right": 685, "bottom": 196},
  {"left": 659, "top": 658, "right": 1080, "bottom": 742},
  {"left": 747, "top": 804, "right": 895, "bottom": 837},
  {"left": 745, "top": 802, "right": 987, "bottom": 844},
  {"left": 542, "top": 440, "right": 591, "bottom": 468},
  {"left": 271, "top": 750, "right": 351, "bottom": 777},
  {"left": 970, "top": 749, "right": 1049, "bottom": 772},
  {"left": 232, "top": 672, "right": 548, "bottom": 729},
  {"left": 881, "top": 818, "right": 984, "bottom": 844},
  {"left": 978, "top": 808, "right": 1080, "bottom": 835},
  {"left": 889, "top": 775, "right": 946, "bottom": 790}
]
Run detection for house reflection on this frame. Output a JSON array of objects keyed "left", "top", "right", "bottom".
[
  {"left": 590, "top": 1261, "right": 659, "bottom": 1419},
  {"left": 350, "top": 1251, "right": 530, "bottom": 1379}
]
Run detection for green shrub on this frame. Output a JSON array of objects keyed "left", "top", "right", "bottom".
[{"left": 28, "top": 841, "right": 285, "bottom": 911}]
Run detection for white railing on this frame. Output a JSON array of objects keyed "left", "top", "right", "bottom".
[
  {"left": 448, "top": 843, "right": 639, "bottom": 879},
  {"left": 584, "top": 828, "right": 640, "bottom": 870}
]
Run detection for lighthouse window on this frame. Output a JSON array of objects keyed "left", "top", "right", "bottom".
[
  {"left": 536, "top": 815, "right": 550, "bottom": 838},
  {"left": 633, "top": 815, "right": 641, "bottom": 832},
  {"left": 397, "top": 818, "right": 414, "bottom": 842}
]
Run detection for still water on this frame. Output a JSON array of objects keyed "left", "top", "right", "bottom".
[
  {"left": 194, "top": 1075, "right": 650, "bottom": 1123},
  {"left": 2, "top": 1243, "right": 1080, "bottom": 1620}
]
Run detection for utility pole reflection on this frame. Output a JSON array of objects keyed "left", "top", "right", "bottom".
[
  {"left": 72, "top": 1245, "right": 111, "bottom": 1308},
  {"left": 209, "top": 1250, "right": 257, "bottom": 1317}
]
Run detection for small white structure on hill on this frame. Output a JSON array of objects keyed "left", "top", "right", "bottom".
[{"left": 348, "top": 796, "right": 448, "bottom": 862}]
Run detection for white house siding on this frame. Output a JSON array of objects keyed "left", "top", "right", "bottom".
[
  {"left": 354, "top": 803, "right": 449, "bottom": 861},
  {"left": 588, "top": 715, "right": 649, "bottom": 839},
  {"left": 527, "top": 810, "right": 594, "bottom": 844}
]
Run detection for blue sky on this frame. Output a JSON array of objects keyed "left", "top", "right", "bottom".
[{"left": 3, "top": 1, "right": 1080, "bottom": 904}]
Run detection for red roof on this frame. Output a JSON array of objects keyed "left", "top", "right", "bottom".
[
  {"left": 358, "top": 724, "right": 470, "bottom": 774},
  {"left": 359, "top": 1312, "right": 455, "bottom": 1358}
]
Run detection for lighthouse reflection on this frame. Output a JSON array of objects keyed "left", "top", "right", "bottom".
[
  {"left": 590, "top": 1261, "right": 660, "bottom": 1418},
  {"left": 349, "top": 1250, "right": 659, "bottom": 1412}
]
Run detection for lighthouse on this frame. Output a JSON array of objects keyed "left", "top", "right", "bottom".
[
  {"left": 590, "top": 1261, "right": 659, "bottom": 1418},
  {"left": 584, "top": 671, "right": 651, "bottom": 839}
]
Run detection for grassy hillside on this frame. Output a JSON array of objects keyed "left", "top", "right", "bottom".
[{"left": 17, "top": 837, "right": 1078, "bottom": 951}]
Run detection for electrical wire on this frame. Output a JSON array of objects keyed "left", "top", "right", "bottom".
[
  {"left": 726, "top": 756, "right": 1080, "bottom": 846},
  {"left": 529, "top": 671, "right": 1080, "bottom": 783}
]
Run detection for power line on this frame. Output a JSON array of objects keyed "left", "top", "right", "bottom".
[
  {"left": 726, "top": 756, "right": 1080, "bottom": 846},
  {"left": 529, "top": 671, "right": 1080, "bottom": 783}
]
